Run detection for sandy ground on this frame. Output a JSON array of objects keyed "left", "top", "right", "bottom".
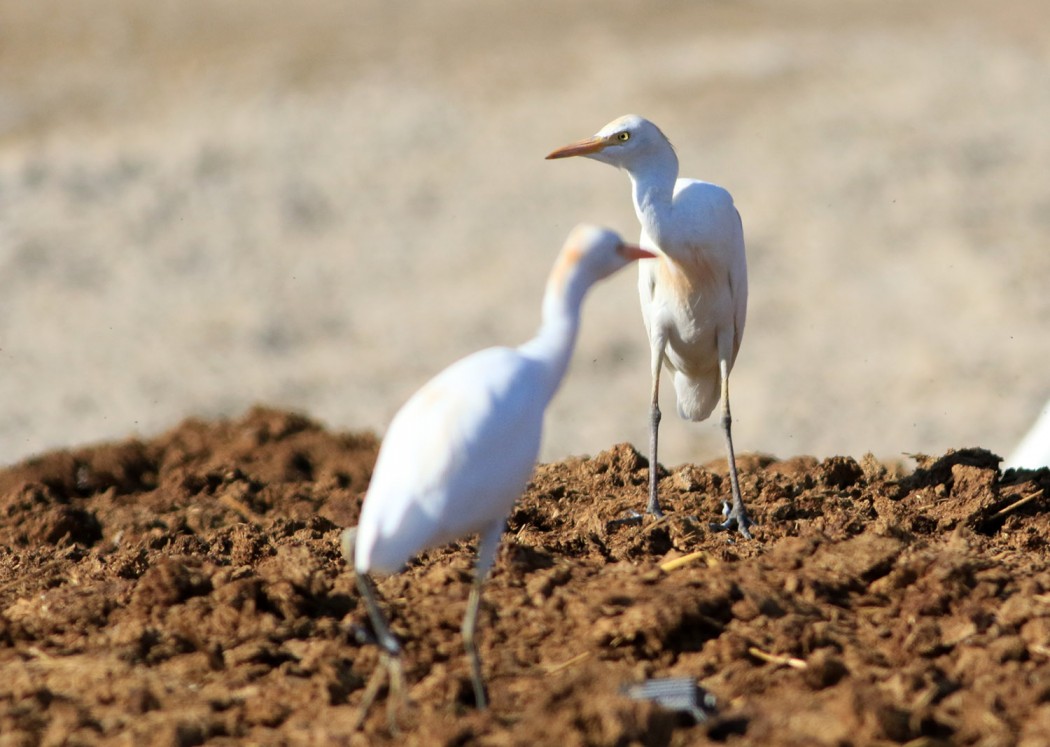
[{"left": 2, "top": 0, "right": 1049, "bottom": 468}]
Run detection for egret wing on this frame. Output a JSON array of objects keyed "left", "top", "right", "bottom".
[{"left": 357, "top": 347, "right": 543, "bottom": 574}]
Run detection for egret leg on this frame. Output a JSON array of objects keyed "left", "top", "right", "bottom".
[
  {"left": 351, "top": 572, "right": 408, "bottom": 731},
  {"left": 462, "top": 581, "right": 487, "bottom": 709},
  {"left": 462, "top": 521, "right": 503, "bottom": 710},
  {"left": 354, "top": 572, "right": 402, "bottom": 661},
  {"left": 647, "top": 339, "right": 667, "bottom": 518},
  {"left": 352, "top": 651, "right": 404, "bottom": 733},
  {"left": 341, "top": 528, "right": 407, "bottom": 731},
  {"left": 710, "top": 360, "right": 753, "bottom": 539}
]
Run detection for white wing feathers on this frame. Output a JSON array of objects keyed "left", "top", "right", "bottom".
[{"left": 356, "top": 347, "right": 544, "bottom": 575}]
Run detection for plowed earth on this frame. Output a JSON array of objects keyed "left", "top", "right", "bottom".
[{"left": 1, "top": 408, "right": 1049, "bottom": 746}]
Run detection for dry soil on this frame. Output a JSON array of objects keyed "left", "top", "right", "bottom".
[{"left": 1, "top": 408, "right": 1048, "bottom": 745}]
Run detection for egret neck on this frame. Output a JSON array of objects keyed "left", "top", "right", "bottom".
[
  {"left": 628, "top": 146, "right": 679, "bottom": 249},
  {"left": 518, "top": 258, "right": 592, "bottom": 401}
]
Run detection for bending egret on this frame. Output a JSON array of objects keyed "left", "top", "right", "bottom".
[
  {"left": 345, "top": 224, "right": 654, "bottom": 720},
  {"left": 547, "top": 115, "right": 752, "bottom": 537}
]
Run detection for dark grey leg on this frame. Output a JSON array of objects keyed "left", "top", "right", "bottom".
[
  {"left": 341, "top": 528, "right": 406, "bottom": 731},
  {"left": 709, "top": 361, "right": 752, "bottom": 539},
  {"left": 647, "top": 341, "right": 667, "bottom": 518},
  {"left": 462, "top": 521, "right": 503, "bottom": 710}
]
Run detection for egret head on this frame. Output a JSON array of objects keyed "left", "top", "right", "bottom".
[
  {"left": 546, "top": 115, "right": 673, "bottom": 171},
  {"left": 555, "top": 224, "right": 655, "bottom": 288}
]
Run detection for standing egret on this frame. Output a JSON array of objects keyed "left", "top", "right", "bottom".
[
  {"left": 344, "top": 224, "right": 654, "bottom": 721},
  {"left": 547, "top": 115, "right": 752, "bottom": 537}
]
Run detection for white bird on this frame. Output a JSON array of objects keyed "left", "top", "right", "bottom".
[
  {"left": 343, "top": 224, "right": 653, "bottom": 721},
  {"left": 547, "top": 115, "right": 752, "bottom": 537},
  {"left": 1004, "top": 397, "right": 1050, "bottom": 470}
]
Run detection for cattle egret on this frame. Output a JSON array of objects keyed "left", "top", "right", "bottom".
[
  {"left": 547, "top": 115, "right": 752, "bottom": 538},
  {"left": 344, "top": 224, "right": 654, "bottom": 719},
  {"left": 1004, "top": 397, "right": 1050, "bottom": 470}
]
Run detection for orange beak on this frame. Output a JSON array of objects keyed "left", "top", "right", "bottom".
[
  {"left": 545, "top": 135, "right": 610, "bottom": 160},
  {"left": 620, "top": 244, "right": 657, "bottom": 261}
]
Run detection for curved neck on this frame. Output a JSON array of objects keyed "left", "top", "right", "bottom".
[
  {"left": 518, "top": 270, "right": 589, "bottom": 401},
  {"left": 627, "top": 147, "right": 679, "bottom": 245}
]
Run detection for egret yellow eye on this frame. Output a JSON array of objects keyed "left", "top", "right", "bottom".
[{"left": 618, "top": 132, "right": 630, "bottom": 142}]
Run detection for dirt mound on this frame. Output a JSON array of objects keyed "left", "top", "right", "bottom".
[{"left": 1, "top": 407, "right": 1048, "bottom": 745}]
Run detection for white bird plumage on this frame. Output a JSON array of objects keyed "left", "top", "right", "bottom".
[
  {"left": 344, "top": 224, "right": 653, "bottom": 721},
  {"left": 354, "top": 344, "right": 543, "bottom": 577},
  {"left": 1004, "top": 397, "right": 1050, "bottom": 470},
  {"left": 547, "top": 114, "right": 752, "bottom": 536}
]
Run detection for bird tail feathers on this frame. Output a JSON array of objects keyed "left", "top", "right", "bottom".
[{"left": 673, "top": 371, "right": 720, "bottom": 423}]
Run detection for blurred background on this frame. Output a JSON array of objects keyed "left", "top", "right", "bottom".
[{"left": 1, "top": 0, "right": 1048, "bottom": 468}]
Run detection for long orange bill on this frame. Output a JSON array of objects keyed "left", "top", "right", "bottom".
[
  {"left": 545, "top": 136, "right": 609, "bottom": 160},
  {"left": 621, "top": 244, "right": 657, "bottom": 261}
]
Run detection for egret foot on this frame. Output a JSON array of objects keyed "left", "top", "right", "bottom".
[
  {"left": 646, "top": 496, "right": 666, "bottom": 520},
  {"left": 709, "top": 500, "right": 753, "bottom": 540},
  {"left": 352, "top": 651, "right": 407, "bottom": 733},
  {"left": 608, "top": 509, "right": 644, "bottom": 529}
]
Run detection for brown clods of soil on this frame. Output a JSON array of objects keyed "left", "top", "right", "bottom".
[{"left": 1, "top": 407, "right": 1049, "bottom": 746}]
